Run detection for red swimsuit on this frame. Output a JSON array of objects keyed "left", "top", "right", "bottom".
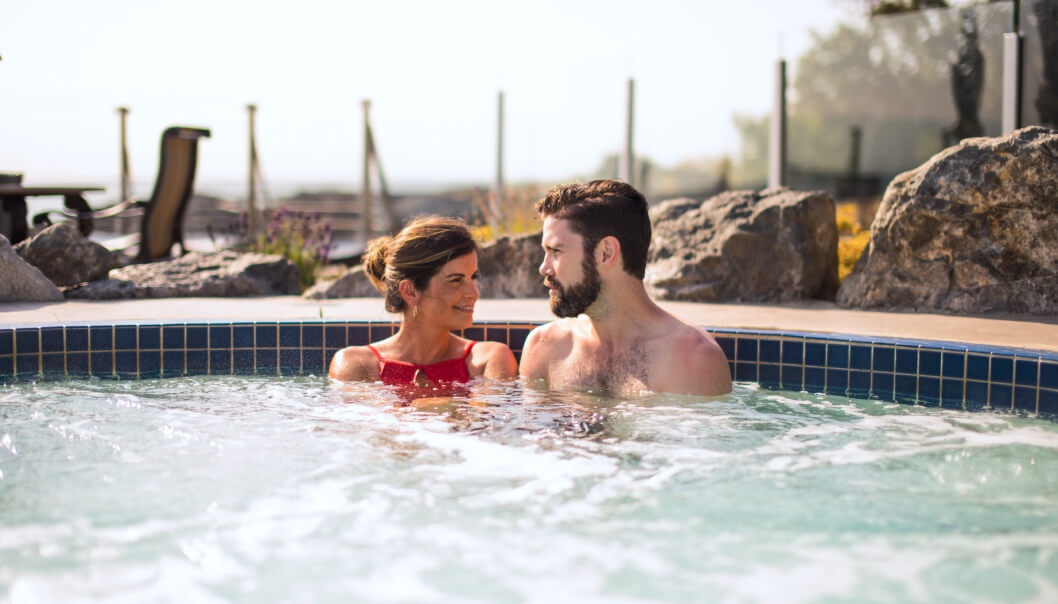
[{"left": 367, "top": 341, "right": 477, "bottom": 386}]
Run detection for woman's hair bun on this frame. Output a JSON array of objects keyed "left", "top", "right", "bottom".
[{"left": 362, "top": 236, "right": 392, "bottom": 293}]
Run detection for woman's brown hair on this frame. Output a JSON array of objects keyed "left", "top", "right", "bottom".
[{"left": 362, "top": 216, "right": 479, "bottom": 313}]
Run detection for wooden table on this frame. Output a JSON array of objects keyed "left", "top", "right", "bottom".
[{"left": 0, "top": 185, "right": 105, "bottom": 244}]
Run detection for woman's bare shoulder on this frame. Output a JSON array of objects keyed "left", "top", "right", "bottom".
[
  {"left": 467, "top": 340, "right": 518, "bottom": 379},
  {"left": 328, "top": 346, "right": 380, "bottom": 382}
]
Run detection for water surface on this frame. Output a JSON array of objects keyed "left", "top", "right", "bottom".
[{"left": 1, "top": 377, "right": 1057, "bottom": 603}]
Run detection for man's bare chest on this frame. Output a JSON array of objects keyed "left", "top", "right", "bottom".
[{"left": 550, "top": 341, "right": 653, "bottom": 394}]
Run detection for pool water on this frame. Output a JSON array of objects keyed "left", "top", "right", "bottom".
[{"left": 2, "top": 377, "right": 1057, "bottom": 603}]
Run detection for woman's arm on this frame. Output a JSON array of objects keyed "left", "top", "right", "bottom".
[{"left": 517, "top": 324, "right": 557, "bottom": 384}]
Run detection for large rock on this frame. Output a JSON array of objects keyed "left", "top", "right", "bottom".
[
  {"left": 476, "top": 231, "right": 545, "bottom": 298},
  {"left": 64, "top": 250, "right": 301, "bottom": 299},
  {"left": 303, "top": 231, "right": 546, "bottom": 299},
  {"left": 645, "top": 188, "right": 839, "bottom": 302},
  {"left": 837, "top": 126, "right": 1058, "bottom": 314},
  {"left": 14, "top": 222, "right": 122, "bottom": 286},
  {"left": 0, "top": 234, "right": 64, "bottom": 302},
  {"left": 302, "top": 266, "right": 380, "bottom": 300}
]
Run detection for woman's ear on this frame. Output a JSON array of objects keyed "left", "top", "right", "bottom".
[
  {"left": 398, "top": 279, "right": 420, "bottom": 307},
  {"left": 596, "top": 236, "right": 622, "bottom": 269}
]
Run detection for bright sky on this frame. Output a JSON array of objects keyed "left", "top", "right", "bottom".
[{"left": 1, "top": 0, "right": 849, "bottom": 201}]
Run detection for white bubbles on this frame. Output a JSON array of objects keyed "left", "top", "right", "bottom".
[{"left": 2, "top": 376, "right": 1058, "bottom": 602}]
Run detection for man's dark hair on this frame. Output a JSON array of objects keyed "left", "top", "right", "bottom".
[{"left": 534, "top": 179, "right": 651, "bottom": 279}]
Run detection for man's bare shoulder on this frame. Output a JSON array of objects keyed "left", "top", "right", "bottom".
[
  {"left": 328, "top": 346, "right": 379, "bottom": 382},
  {"left": 652, "top": 319, "right": 732, "bottom": 396},
  {"left": 525, "top": 317, "right": 579, "bottom": 346}
]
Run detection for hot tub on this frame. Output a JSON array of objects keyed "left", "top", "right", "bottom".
[{"left": 2, "top": 320, "right": 1057, "bottom": 601}]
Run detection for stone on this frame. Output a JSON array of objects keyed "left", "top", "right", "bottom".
[
  {"left": 837, "top": 126, "right": 1058, "bottom": 314},
  {"left": 64, "top": 250, "right": 301, "bottom": 299},
  {"left": 0, "top": 233, "right": 63, "bottom": 302},
  {"left": 302, "top": 266, "right": 380, "bottom": 300},
  {"left": 303, "top": 231, "right": 546, "bottom": 299},
  {"left": 645, "top": 188, "right": 839, "bottom": 302},
  {"left": 476, "top": 231, "right": 545, "bottom": 298},
  {"left": 14, "top": 221, "right": 122, "bottom": 286}
]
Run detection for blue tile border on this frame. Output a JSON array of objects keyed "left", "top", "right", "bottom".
[
  {"left": 0, "top": 329, "right": 12, "bottom": 355},
  {"left": 2, "top": 320, "right": 1058, "bottom": 419}
]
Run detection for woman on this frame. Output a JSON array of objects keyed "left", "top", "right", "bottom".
[{"left": 328, "top": 216, "right": 518, "bottom": 387}]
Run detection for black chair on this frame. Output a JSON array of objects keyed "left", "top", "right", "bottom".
[
  {"left": 34, "top": 126, "right": 211, "bottom": 262},
  {"left": 0, "top": 172, "right": 26, "bottom": 243}
]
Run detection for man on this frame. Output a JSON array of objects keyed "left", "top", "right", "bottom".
[{"left": 519, "top": 179, "right": 732, "bottom": 396}]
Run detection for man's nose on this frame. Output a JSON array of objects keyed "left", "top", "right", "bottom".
[{"left": 539, "top": 256, "right": 553, "bottom": 276}]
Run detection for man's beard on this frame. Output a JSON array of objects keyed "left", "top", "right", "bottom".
[{"left": 545, "top": 254, "right": 602, "bottom": 318}]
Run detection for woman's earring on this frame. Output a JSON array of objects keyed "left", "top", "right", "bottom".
[{"left": 413, "top": 304, "right": 418, "bottom": 319}]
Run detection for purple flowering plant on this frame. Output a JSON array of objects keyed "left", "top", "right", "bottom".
[{"left": 230, "top": 206, "right": 334, "bottom": 292}]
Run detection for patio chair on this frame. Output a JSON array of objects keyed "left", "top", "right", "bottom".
[{"left": 33, "top": 126, "right": 211, "bottom": 262}]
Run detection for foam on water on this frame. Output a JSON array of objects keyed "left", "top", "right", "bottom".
[{"left": 2, "top": 376, "right": 1058, "bottom": 602}]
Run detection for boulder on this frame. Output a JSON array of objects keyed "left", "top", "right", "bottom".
[
  {"left": 476, "top": 231, "right": 545, "bottom": 298},
  {"left": 0, "top": 234, "right": 63, "bottom": 302},
  {"left": 837, "top": 126, "right": 1058, "bottom": 314},
  {"left": 64, "top": 250, "right": 301, "bottom": 299},
  {"left": 303, "top": 231, "right": 546, "bottom": 299},
  {"left": 645, "top": 188, "right": 839, "bottom": 302},
  {"left": 14, "top": 222, "right": 122, "bottom": 286},
  {"left": 302, "top": 266, "right": 380, "bottom": 300}
]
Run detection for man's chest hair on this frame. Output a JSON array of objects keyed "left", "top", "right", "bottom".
[{"left": 554, "top": 339, "right": 653, "bottom": 393}]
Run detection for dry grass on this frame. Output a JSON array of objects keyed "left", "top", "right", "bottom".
[{"left": 469, "top": 185, "right": 544, "bottom": 242}]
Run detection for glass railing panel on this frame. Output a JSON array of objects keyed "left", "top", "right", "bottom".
[
  {"left": 783, "top": 3, "right": 1013, "bottom": 201},
  {"left": 1020, "top": 0, "right": 1058, "bottom": 129}
]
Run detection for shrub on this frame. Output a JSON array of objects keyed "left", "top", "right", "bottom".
[
  {"left": 232, "top": 207, "right": 334, "bottom": 292},
  {"left": 838, "top": 230, "right": 871, "bottom": 281},
  {"left": 836, "top": 202, "right": 861, "bottom": 236}
]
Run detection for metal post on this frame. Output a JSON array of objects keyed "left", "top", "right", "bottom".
[
  {"left": 1002, "top": 32, "right": 1023, "bottom": 134},
  {"left": 768, "top": 60, "right": 787, "bottom": 189},
  {"left": 116, "top": 107, "right": 131, "bottom": 203},
  {"left": 621, "top": 78, "right": 635, "bottom": 186},
  {"left": 492, "top": 90, "right": 504, "bottom": 232},
  {"left": 361, "top": 100, "right": 374, "bottom": 243},
  {"left": 246, "top": 104, "right": 259, "bottom": 238}
]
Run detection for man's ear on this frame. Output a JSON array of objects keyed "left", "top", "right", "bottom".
[
  {"left": 596, "top": 236, "right": 622, "bottom": 270},
  {"left": 398, "top": 279, "right": 420, "bottom": 307}
]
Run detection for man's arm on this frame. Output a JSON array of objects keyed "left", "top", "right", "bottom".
[{"left": 518, "top": 324, "right": 554, "bottom": 383}]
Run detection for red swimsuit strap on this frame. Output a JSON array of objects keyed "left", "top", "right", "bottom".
[{"left": 461, "top": 340, "right": 477, "bottom": 360}]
